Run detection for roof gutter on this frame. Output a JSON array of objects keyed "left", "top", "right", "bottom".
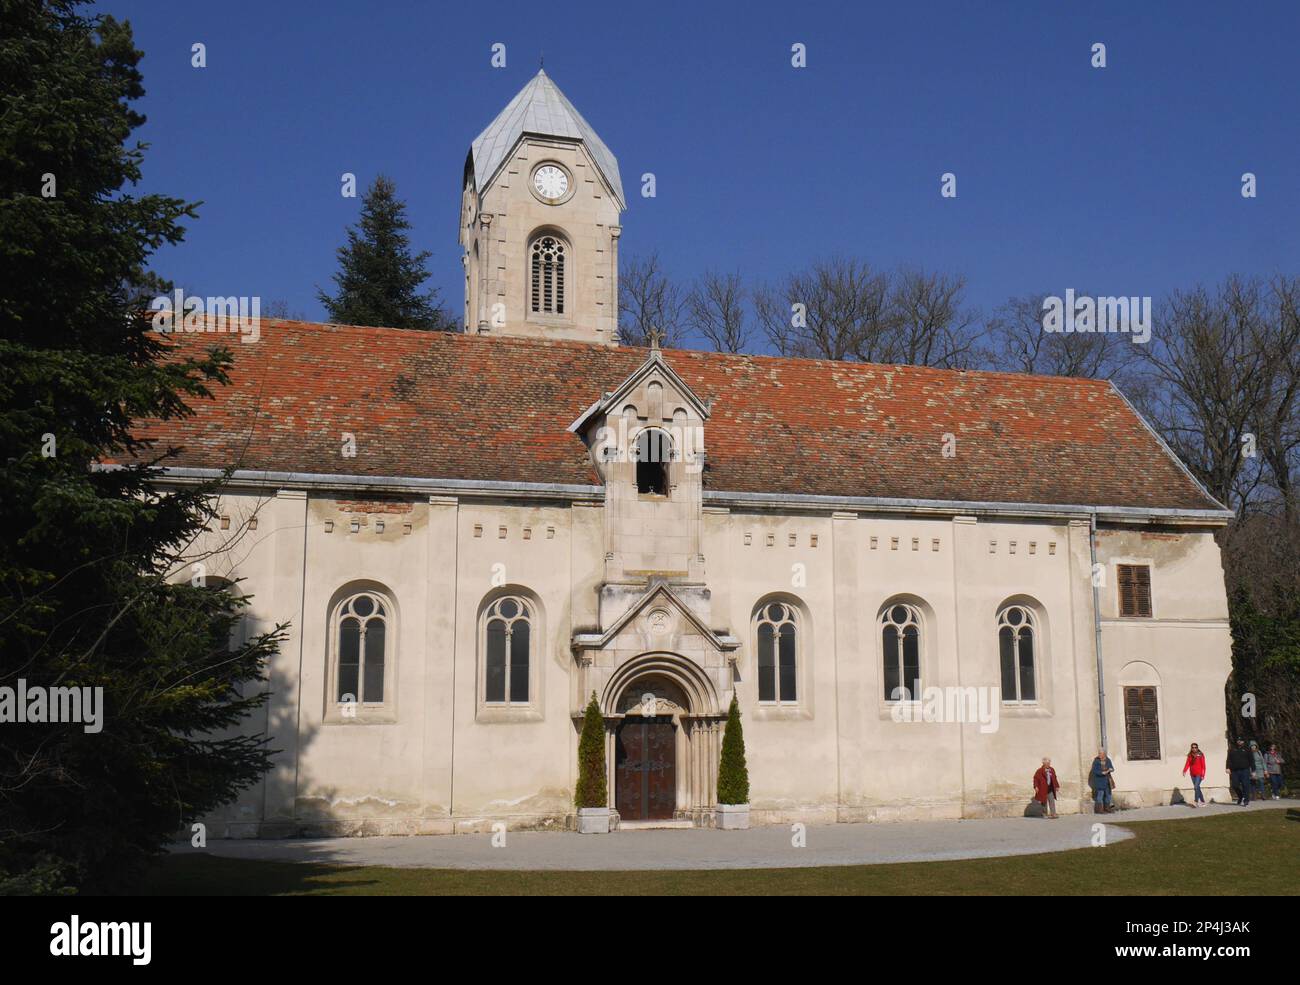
[
  {"left": 98, "top": 465, "right": 604, "bottom": 502},
  {"left": 703, "top": 489, "right": 1234, "bottom": 524},
  {"left": 109, "top": 466, "right": 1236, "bottom": 524}
]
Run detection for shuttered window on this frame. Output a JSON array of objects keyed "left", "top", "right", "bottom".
[
  {"left": 1117, "top": 564, "right": 1152, "bottom": 617},
  {"left": 1124, "top": 686, "right": 1160, "bottom": 760}
]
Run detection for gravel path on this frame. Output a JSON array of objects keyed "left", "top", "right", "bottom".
[{"left": 170, "top": 800, "right": 1296, "bottom": 871}]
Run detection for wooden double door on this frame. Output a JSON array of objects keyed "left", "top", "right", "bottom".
[{"left": 615, "top": 716, "right": 677, "bottom": 820}]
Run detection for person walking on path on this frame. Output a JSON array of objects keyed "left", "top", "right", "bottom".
[
  {"left": 1227, "top": 738, "right": 1253, "bottom": 806},
  {"left": 1182, "top": 743, "right": 1207, "bottom": 806},
  {"left": 1089, "top": 748, "right": 1115, "bottom": 813},
  {"left": 1033, "top": 757, "right": 1060, "bottom": 819},
  {"left": 1265, "top": 745, "right": 1285, "bottom": 800},
  {"left": 1249, "top": 740, "right": 1268, "bottom": 800}
]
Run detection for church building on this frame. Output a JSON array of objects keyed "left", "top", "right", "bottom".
[{"left": 152, "top": 71, "right": 1235, "bottom": 836}]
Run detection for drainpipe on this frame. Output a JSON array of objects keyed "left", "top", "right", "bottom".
[{"left": 1089, "top": 513, "right": 1108, "bottom": 750}]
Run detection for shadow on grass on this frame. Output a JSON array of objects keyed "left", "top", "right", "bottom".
[{"left": 140, "top": 808, "right": 1300, "bottom": 897}]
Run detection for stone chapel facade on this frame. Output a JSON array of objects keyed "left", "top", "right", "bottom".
[{"left": 150, "top": 72, "right": 1235, "bottom": 836}]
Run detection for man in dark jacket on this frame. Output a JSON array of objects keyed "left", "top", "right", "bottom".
[{"left": 1226, "top": 739, "right": 1254, "bottom": 806}]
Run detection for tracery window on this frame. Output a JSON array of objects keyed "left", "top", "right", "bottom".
[{"left": 530, "top": 235, "right": 566, "bottom": 315}]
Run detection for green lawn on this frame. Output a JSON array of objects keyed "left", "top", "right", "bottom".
[{"left": 143, "top": 808, "right": 1300, "bottom": 896}]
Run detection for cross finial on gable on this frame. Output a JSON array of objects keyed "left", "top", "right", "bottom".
[{"left": 646, "top": 325, "right": 666, "bottom": 351}]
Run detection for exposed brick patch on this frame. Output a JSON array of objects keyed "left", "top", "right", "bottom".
[{"left": 336, "top": 499, "right": 414, "bottom": 514}]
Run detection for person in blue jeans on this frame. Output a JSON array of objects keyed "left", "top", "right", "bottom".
[
  {"left": 1226, "top": 738, "right": 1254, "bottom": 806},
  {"left": 1089, "top": 748, "right": 1115, "bottom": 813},
  {"left": 1265, "top": 745, "right": 1285, "bottom": 799}
]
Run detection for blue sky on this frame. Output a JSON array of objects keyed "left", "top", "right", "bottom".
[{"left": 114, "top": 0, "right": 1299, "bottom": 347}]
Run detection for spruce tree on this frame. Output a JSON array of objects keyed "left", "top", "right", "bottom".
[
  {"left": 0, "top": 1, "right": 284, "bottom": 893},
  {"left": 318, "top": 175, "right": 454, "bottom": 330},
  {"left": 717, "top": 694, "right": 750, "bottom": 804},
  {"left": 574, "top": 692, "right": 607, "bottom": 809}
]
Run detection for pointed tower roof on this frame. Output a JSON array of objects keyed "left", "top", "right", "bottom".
[{"left": 469, "top": 70, "right": 624, "bottom": 207}]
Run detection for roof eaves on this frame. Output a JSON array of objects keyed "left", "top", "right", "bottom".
[{"left": 1105, "top": 380, "right": 1230, "bottom": 513}]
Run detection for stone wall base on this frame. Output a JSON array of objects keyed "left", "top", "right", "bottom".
[{"left": 205, "top": 787, "right": 1230, "bottom": 839}]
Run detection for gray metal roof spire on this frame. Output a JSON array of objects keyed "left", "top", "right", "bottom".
[{"left": 469, "top": 70, "right": 624, "bottom": 207}]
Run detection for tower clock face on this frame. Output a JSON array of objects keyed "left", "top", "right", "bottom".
[{"left": 533, "top": 164, "right": 569, "bottom": 201}]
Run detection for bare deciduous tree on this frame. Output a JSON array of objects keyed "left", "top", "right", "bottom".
[
  {"left": 686, "top": 270, "right": 750, "bottom": 353},
  {"left": 1133, "top": 276, "right": 1292, "bottom": 514},
  {"left": 752, "top": 259, "right": 979, "bottom": 367},
  {"left": 753, "top": 257, "right": 893, "bottom": 361},
  {"left": 889, "top": 267, "right": 983, "bottom": 369},
  {"left": 986, "top": 293, "right": 1137, "bottom": 380},
  {"left": 618, "top": 252, "right": 685, "bottom": 347}
]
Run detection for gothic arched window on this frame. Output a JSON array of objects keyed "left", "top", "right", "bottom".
[
  {"left": 334, "top": 591, "right": 390, "bottom": 705},
  {"left": 484, "top": 596, "right": 532, "bottom": 704},
  {"left": 530, "top": 234, "right": 566, "bottom": 315},
  {"left": 997, "top": 604, "right": 1037, "bottom": 703},
  {"left": 880, "top": 602, "right": 922, "bottom": 701},
  {"left": 755, "top": 601, "right": 798, "bottom": 703}
]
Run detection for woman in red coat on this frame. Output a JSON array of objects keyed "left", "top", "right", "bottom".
[
  {"left": 1182, "top": 742, "right": 1207, "bottom": 806},
  {"left": 1033, "top": 757, "right": 1060, "bottom": 819}
]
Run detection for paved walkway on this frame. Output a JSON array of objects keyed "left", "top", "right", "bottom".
[{"left": 172, "top": 800, "right": 1296, "bottom": 871}]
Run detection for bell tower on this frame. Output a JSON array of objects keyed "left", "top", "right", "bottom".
[{"left": 461, "top": 70, "right": 625, "bottom": 345}]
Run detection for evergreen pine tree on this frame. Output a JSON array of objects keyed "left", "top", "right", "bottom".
[
  {"left": 716, "top": 694, "right": 750, "bottom": 804},
  {"left": 317, "top": 175, "right": 454, "bottom": 330},
  {"left": 574, "top": 692, "right": 607, "bottom": 809},
  {"left": 0, "top": 0, "right": 284, "bottom": 893}
]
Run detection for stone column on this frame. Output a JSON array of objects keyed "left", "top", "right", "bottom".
[
  {"left": 709, "top": 721, "right": 720, "bottom": 807},
  {"left": 476, "top": 213, "right": 494, "bottom": 334},
  {"left": 608, "top": 225, "right": 621, "bottom": 343},
  {"left": 605, "top": 720, "right": 617, "bottom": 810},
  {"left": 690, "top": 720, "right": 702, "bottom": 815}
]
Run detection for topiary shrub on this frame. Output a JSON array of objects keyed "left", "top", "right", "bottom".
[
  {"left": 716, "top": 694, "right": 750, "bottom": 804},
  {"left": 574, "top": 692, "right": 607, "bottom": 809}
]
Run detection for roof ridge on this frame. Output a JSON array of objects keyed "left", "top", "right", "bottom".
[{"left": 241, "top": 317, "right": 1116, "bottom": 387}]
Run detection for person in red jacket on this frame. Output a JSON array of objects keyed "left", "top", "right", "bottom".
[
  {"left": 1033, "top": 757, "right": 1060, "bottom": 819},
  {"left": 1182, "top": 742, "right": 1207, "bottom": 806}
]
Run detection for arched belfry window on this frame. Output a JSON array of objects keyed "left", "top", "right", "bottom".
[
  {"left": 880, "top": 603, "right": 922, "bottom": 701},
  {"left": 484, "top": 596, "right": 532, "bottom": 704},
  {"left": 530, "top": 234, "right": 566, "bottom": 315},
  {"left": 335, "top": 591, "right": 389, "bottom": 705},
  {"left": 997, "top": 604, "right": 1037, "bottom": 703},
  {"left": 635, "top": 428, "right": 673, "bottom": 495},
  {"left": 755, "top": 601, "right": 799, "bottom": 703}
]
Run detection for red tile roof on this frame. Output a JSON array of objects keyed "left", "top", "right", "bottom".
[{"left": 131, "top": 319, "right": 1223, "bottom": 512}]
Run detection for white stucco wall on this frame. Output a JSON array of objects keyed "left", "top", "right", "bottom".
[{"left": 185, "top": 484, "right": 1233, "bottom": 837}]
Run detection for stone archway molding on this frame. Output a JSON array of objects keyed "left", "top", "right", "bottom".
[{"left": 601, "top": 651, "right": 722, "bottom": 718}]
